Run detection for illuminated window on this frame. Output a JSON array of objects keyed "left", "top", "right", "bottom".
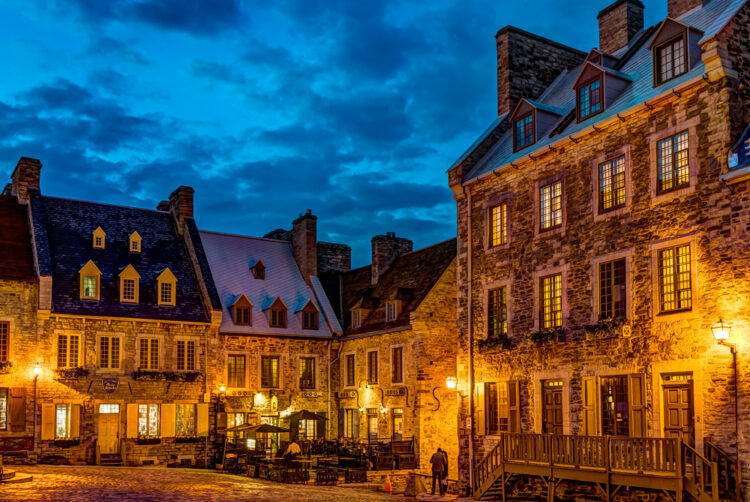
[
  {"left": 83, "top": 276, "right": 97, "bottom": 298},
  {"left": 261, "top": 356, "right": 279, "bottom": 388},
  {"left": 79, "top": 260, "right": 102, "bottom": 300},
  {"left": 176, "top": 340, "right": 196, "bottom": 371},
  {"left": 175, "top": 404, "right": 196, "bottom": 436},
  {"left": 656, "top": 37, "right": 686, "bottom": 85},
  {"left": 0, "top": 389, "right": 7, "bottom": 430},
  {"left": 228, "top": 412, "right": 245, "bottom": 428},
  {"left": 138, "top": 404, "right": 159, "bottom": 437},
  {"left": 99, "top": 335, "right": 121, "bottom": 370},
  {"left": 0, "top": 322, "right": 8, "bottom": 363},
  {"left": 657, "top": 132, "right": 690, "bottom": 193},
  {"left": 391, "top": 347, "right": 403, "bottom": 383},
  {"left": 160, "top": 283, "right": 173, "bottom": 305},
  {"left": 227, "top": 354, "right": 246, "bottom": 388},
  {"left": 514, "top": 113, "right": 535, "bottom": 150},
  {"left": 156, "top": 268, "right": 177, "bottom": 306},
  {"left": 540, "top": 181, "right": 563, "bottom": 231},
  {"left": 345, "top": 354, "right": 355, "bottom": 387},
  {"left": 299, "top": 357, "right": 315, "bottom": 389},
  {"left": 55, "top": 404, "right": 74, "bottom": 439},
  {"left": 367, "top": 351, "right": 378, "bottom": 385},
  {"left": 600, "top": 376, "right": 629, "bottom": 435},
  {"left": 139, "top": 338, "right": 160, "bottom": 370},
  {"left": 599, "top": 156, "right": 626, "bottom": 211},
  {"left": 92, "top": 227, "right": 106, "bottom": 249},
  {"left": 488, "top": 203, "right": 507, "bottom": 247},
  {"left": 57, "top": 334, "right": 80, "bottom": 368},
  {"left": 129, "top": 231, "right": 142, "bottom": 253},
  {"left": 658, "top": 244, "right": 692, "bottom": 313},
  {"left": 298, "top": 419, "right": 316, "bottom": 440},
  {"left": 488, "top": 287, "right": 508, "bottom": 338},
  {"left": 578, "top": 79, "right": 602, "bottom": 121},
  {"left": 599, "top": 259, "right": 626, "bottom": 320},
  {"left": 540, "top": 274, "right": 563, "bottom": 329},
  {"left": 344, "top": 409, "right": 358, "bottom": 439}
]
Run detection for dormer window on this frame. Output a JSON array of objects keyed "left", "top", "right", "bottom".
[
  {"left": 92, "top": 227, "right": 106, "bottom": 249},
  {"left": 118, "top": 264, "right": 141, "bottom": 304},
  {"left": 385, "top": 301, "right": 400, "bottom": 322},
  {"left": 129, "top": 231, "right": 142, "bottom": 254},
  {"left": 266, "top": 297, "right": 287, "bottom": 328},
  {"left": 232, "top": 294, "right": 253, "bottom": 326},
  {"left": 514, "top": 113, "right": 535, "bottom": 151},
  {"left": 78, "top": 260, "right": 102, "bottom": 301},
  {"left": 301, "top": 300, "right": 319, "bottom": 330},
  {"left": 577, "top": 78, "right": 602, "bottom": 121},
  {"left": 656, "top": 37, "right": 686, "bottom": 84},
  {"left": 156, "top": 268, "right": 177, "bottom": 306},
  {"left": 648, "top": 18, "right": 703, "bottom": 88},
  {"left": 251, "top": 261, "right": 265, "bottom": 280},
  {"left": 351, "top": 309, "right": 362, "bottom": 329}
]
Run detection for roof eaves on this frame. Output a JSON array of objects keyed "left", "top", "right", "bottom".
[{"left": 449, "top": 115, "right": 506, "bottom": 171}]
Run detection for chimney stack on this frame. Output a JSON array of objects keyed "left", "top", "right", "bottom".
[
  {"left": 292, "top": 209, "right": 317, "bottom": 284},
  {"left": 11, "top": 157, "right": 42, "bottom": 200},
  {"left": 371, "top": 233, "right": 412, "bottom": 285},
  {"left": 667, "top": 0, "right": 707, "bottom": 18},
  {"left": 598, "top": 0, "right": 644, "bottom": 55},
  {"left": 156, "top": 200, "right": 170, "bottom": 211},
  {"left": 168, "top": 186, "right": 194, "bottom": 232}
]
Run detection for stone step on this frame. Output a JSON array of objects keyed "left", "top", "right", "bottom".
[
  {"left": 1, "top": 472, "right": 33, "bottom": 484},
  {"left": 1, "top": 469, "right": 16, "bottom": 480}
]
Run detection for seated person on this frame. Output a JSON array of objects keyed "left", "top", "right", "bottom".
[{"left": 284, "top": 439, "right": 301, "bottom": 460}]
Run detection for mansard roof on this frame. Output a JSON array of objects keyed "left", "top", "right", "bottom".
[
  {"left": 457, "top": 0, "right": 746, "bottom": 183},
  {"left": 27, "top": 192, "right": 215, "bottom": 322},
  {"left": 199, "top": 230, "right": 342, "bottom": 337},
  {"left": 0, "top": 195, "right": 35, "bottom": 281},
  {"left": 341, "top": 238, "right": 456, "bottom": 336}
]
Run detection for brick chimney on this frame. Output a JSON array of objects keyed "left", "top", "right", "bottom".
[
  {"left": 292, "top": 209, "right": 317, "bottom": 284},
  {"left": 371, "top": 232, "right": 412, "bottom": 285},
  {"left": 168, "top": 186, "right": 194, "bottom": 232},
  {"left": 598, "top": 0, "right": 644, "bottom": 55},
  {"left": 668, "top": 0, "right": 708, "bottom": 18},
  {"left": 495, "top": 27, "right": 586, "bottom": 117},
  {"left": 10, "top": 157, "right": 42, "bottom": 200}
]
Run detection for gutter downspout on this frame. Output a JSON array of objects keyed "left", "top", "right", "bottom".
[
  {"left": 328, "top": 339, "right": 344, "bottom": 439},
  {"left": 467, "top": 190, "right": 475, "bottom": 494}
]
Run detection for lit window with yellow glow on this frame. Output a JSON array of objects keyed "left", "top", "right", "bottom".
[
  {"left": 79, "top": 260, "right": 102, "bottom": 301},
  {"left": 488, "top": 202, "right": 507, "bottom": 247},
  {"left": 540, "top": 274, "right": 562, "bottom": 328},
  {"left": 138, "top": 404, "right": 159, "bottom": 437},
  {"left": 540, "top": 182, "right": 562, "bottom": 231},
  {"left": 99, "top": 335, "right": 121, "bottom": 370},
  {"left": 156, "top": 268, "right": 177, "bottom": 306},
  {"left": 658, "top": 244, "right": 692, "bottom": 313},
  {"left": 57, "top": 333, "right": 80, "bottom": 368}
]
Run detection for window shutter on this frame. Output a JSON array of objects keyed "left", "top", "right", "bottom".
[
  {"left": 583, "top": 376, "right": 600, "bottom": 436},
  {"left": 317, "top": 412, "right": 326, "bottom": 439},
  {"left": 41, "top": 404, "right": 55, "bottom": 440},
  {"left": 217, "top": 412, "right": 227, "bottom": 429},
  {"left": 10, "top": 388, "right": 26, "bottom": 432},
  {"left": 508, "top": 381, "right": 520, "bottom": 433},
  {"left": 197, "top": 403, "right": 209, "bottom": 436},
  {"left": 353, "top": 410, "right": 360, "bottom": 439},
  {"left": 161, "top": 403, "right": 175, "bottom": 437},
  {"left": 628, "top": 373, "right": 646, "bottom": 437},
  {"left": 71, "top": 404, "right": 81, "bottom": 438},
  {"left": 127, "top": 404, "right": 139, "bottom": 438},
  {"left": 338, "top": 409, "right": 345, "bottom": 438},
  {"left": 475, "top": 383, "right": 486, "bottom": 435}
]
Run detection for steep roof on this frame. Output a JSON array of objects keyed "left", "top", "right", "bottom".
[
  {"left": 461, "top": 0, "right": 747, "bottom": 182},
  {"left": 342, "top": 238, "right": 456, "bottom": 336},
  {"left": 199, "top": 230, "right": 341, "bottom": 337},
  {"left": 28, "top": 191, "right": 211, "bottom": 322},
  {"left": 0, "top": 195, "right": 35, "bottom": 281}
]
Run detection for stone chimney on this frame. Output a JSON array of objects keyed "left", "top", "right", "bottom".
[
  {"left": 168, "top": 186, "right": 194, "bottom": 232},
  {"left": 371, "top": 232, "right": 412, "bottom": 285},
  {"left": 292, "top": 209, "right": 317, "bottom": 283},
  {"left": 668, "top": 0, "right": 708, "bottom": 18},
  {"left": 598, "top": 0, "right": 644, "bottom": 55},
  {"left": 495, "top": 27, "right": 586, "bottom": 117},
  {"left": 10, "top": 157, "right": 42, "bottom": 200}
]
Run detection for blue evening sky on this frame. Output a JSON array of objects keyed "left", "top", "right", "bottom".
[{"left": 0, "top": 1, "right": 667, "bottom": 266}]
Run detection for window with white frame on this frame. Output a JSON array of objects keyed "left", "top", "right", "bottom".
[
  {"left": 176, "top": 340, "right": 196, "bottom": 371},
  {"left": 99, "top": 335, "right": 121, "bottom": 370},
  {"left": 57, "top": 333, "right": 80, "bottom": 368},
  {"left": 139, "top": 338, "right": 160, "bottom": 370},
  {"left": 385, "top": 302, "right": 398, "bottom": 322},
  {"left": 351, "top": 309, "right": 361, "bottom": 329},
  {"left": 138, "top": 404, "right": 160, "bottom": 437}
]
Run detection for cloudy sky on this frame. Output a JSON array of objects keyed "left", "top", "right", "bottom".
[{"left": 0, "top": 0, "right": 667, "bottom": 266}]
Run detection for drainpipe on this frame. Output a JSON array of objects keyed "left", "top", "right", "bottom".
[
  {"left": 467, "top": 190, "right": 475, "bottom": 494},
  {"left": 328, "top": 338, "right": 344, "bottom": 439}
]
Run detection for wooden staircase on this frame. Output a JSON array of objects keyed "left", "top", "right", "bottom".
[
  {"left": 99, "top": 453, "right": 123, "bottom": 466},
  {"left": 473, "top": 433, "right": 741, "bottom": 502}
]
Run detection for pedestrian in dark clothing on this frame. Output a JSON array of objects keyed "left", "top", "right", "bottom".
[
  {"left": 441, "top": 448, "right": 449, "bottom": 493},
  {"left": 430, "top": 448, "right": 446, "bottom": 496}
]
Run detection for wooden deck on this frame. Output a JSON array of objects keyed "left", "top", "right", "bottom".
[{"left": 473, "top": 433, "right": 739, "bottom": 502}]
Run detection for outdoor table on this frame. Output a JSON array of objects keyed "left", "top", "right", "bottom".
[{"left": 294, "top": 459, "right": 313, "bottom": 471}]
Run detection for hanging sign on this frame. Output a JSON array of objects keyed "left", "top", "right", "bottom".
[
  {"left": 103, "top": 378, "right": 119, "bottom": 394},
  {"left": 271, "top": 395, "right": 278, "bottom": 412}
]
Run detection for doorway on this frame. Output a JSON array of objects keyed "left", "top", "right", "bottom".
[
  {"left": 392, "top": 408, "right": 403, "bottom": 441},
  {"left": 663, "top": 374, "right": 694, "bottom": 445},
  {"left": 542, "top": 380, "right": 563, "bottom": 434},
  {"left": 98, "top": 404, "right": 120, "bottom": 454}
]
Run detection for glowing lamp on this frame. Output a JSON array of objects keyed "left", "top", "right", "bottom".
[
  {"left": 219, "top": 384, "right": 226, "bottom": 393},
  {"left": 446, "top": 376, "right": 457, "bottom": 390},
  {"left": 33, "top": 364, "right": 41, "bottom": 376},
  {"left": 712, "top": 319, "right": 731, "bottom": 341}
]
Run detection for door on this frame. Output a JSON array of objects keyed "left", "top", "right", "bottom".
[
  {"left": 542, "top": 380, "right": 563, "bottom": 434},
  {"left": 367, "top": 409, "right": 378, "bottom": 442},
  {"left": 98, "top": 404, "right": 120, "bottom": 454},
  {"left": 663, "top": 380, "right": 694, "bottom": 445},
  {"left": 392, "top": 409, "right": 403, "bottom": 441}
]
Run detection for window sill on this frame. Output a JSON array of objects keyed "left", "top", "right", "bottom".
[
  {"left": 654, "top": 309, "right": 696, "bottom": 322},
  {"left": 485, "top": 243, "right": 511, "bottom": 255},
  {"left": 652, "top": 184, "right": 695, "bottom": 205},
  {"left": 593, "top": 205, "right": 630, "bottom": 222},
  {"left": 535, "top": 225, "right": 565, "bottom": 239}
]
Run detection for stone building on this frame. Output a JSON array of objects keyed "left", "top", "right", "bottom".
[
  {"left": 330, "top": 234, "right": 458, "bottom": 478},
  {"left": 1, "top": 157, "right": 223, "bottom": 466},
  {"left": 199, "top": 210, "right": 343, "bottom": 445},
  {"left": 448, "top": 0, "right": 750, "bottom": 499}
]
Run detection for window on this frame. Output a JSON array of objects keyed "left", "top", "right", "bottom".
[
  {"left": 302, "top": 310, "right": 318, "bottom": 330},
  {"left": 227, "top": 412, "right": 245, "bottom": 429},
  {"left": 578, "top": 79, "right": 602, "bottom": 120},
  {"left": 540, "top": 274, "right": 563, "bottom": 329},
  {"left": 599, "top": 156, "right": 626, "bottom": 212},
  {"left": 656, "top": 37, "right": 686, "bottom": 85},
  {"left": 298, "top": 419, "right": 316, "bottom": 440},
  {"left": 600, "top": 376, "right": 629, "bottom": 436},
  {"left": 488, "top": 202, "right": 507, "bottom": 247},
  {"left": 299, "top": 357, "right": 315, "bottom": 389},
  {"left": 599, "top": 259, "right": 626, "bottom": 320},
  {"left": 658, "top": 244, "right": 692, "bottom": 313},
  {"left": 0, "top": 388, "right": 7, "bottom": 430},
  {"left": 175, "top": 404, "right": 196, "bottom": 436},
  {"left": 514, "top": 113, "right": 535, "bottom": 150},
  {"left": 99, "top": 335, "right": 121, "bottom": 370},
  {"left": 139, "top": 338, "right": 160, "bottom": 370},
  {"left": 129, "top": 231, "right": 141, "bottom": 253},
  {"left": 391, "top": 347, "right": 403, "bottom": 383},
  {"left": 122, "top": 280, "right": 135, "bottom": 301},
  {"left": 385, "top": 302, "right": 398, "bottom": 322},
  {"left": 657, "top": 132, "right": 690, "bottom": 194},
  {"left": 367, "top": 408, "right": 378, "bottom": 441},
  {"left": 176, "top": 340, "right": 196, "bottom": 371},
  {"left": 79, "top": 259, "right": 103, "bottom": 300},
  {"left": 0, "top": 322, "right": 8, "bottom": 363},
  {"left": 351, "top": 310, "right": 362, "bottom": 329},
  {"left": 56, "top": 404, "right": 74, "bottom": 439},
  {"left": 261, "top": 356, "right": 279, "bottom": 388},
  {"left": 344, "top": 409, "right": 358, "bottom": 439},
  {"left": 251, "top": 261, "right": 265, "bottom": 280},
  {"left": 345, "top": 354, "right": 355, "bottom": 387},
  {"left": 57, "top": 333, "right": 80, "bottom": 368},
  {"left": 95, "top": 236, "right": 103, "bottom": 248},
  {"left": 83, "top": 276, "right": 97, "bottom": 298},
  {"left": 92, "top": 227, "right": 105, "bottom": 249},
  {"left": 227, "top": 354, "right": 246, "bottom": 388},
  {"left": 156, "top": 268, "right": 177, "bottom": 306},
  {"left": 160, "top": 283, "right": 173, "bottom": 305},
  {"left": 235, "top": 306, "right": 251, "bottom": 325},
  {"left": 483, "top": 381, "right": 520, "bottom": 435},
  {"left": 539, "top": 181, "right": 562, "bottom": 231},
  {"left": 270, "top": 309, "right": 286, "bottom": 328},
  {"left": 367, "top": 351, "right": 378, "bottom": 385},
  {"left": 138, "top": 404, "right": 160, "bottom": 437},
  {"left": 487, "top": 287, "right": 507, "bottom": 338},
  {"left": 119, "top": 264, "right": 140, "bottom": 303}
]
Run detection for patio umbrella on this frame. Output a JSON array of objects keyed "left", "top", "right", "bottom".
[
  {"left": 224, "top": 423, "right": 259, "bottom": 434},
  {"left": 285, "top": 410, "right": 328, "bottom": 421},
  {"left": 248, "top": 423, "right": 290, "bottom": 434}
]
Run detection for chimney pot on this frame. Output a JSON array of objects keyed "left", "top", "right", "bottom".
[
  {"left": 10, "top": 157, "right": 42, "bottom": 200},
  {"left": 597, "top": 0, "right": 644, "bottom": 55}
]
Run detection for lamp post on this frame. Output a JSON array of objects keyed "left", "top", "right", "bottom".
[
  {"left": 712, "top": 319, "right": 742, "bottom": 491},
  {"left": 33, "top": 364, "right": 41, "bottom": 452}
]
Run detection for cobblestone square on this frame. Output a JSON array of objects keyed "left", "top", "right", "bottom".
[{"left": 1, "top": 465, "right": 409, "bottom": 502}]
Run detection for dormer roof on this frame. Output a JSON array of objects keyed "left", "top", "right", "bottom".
[
  {"left": 571, "top": 61, "right": 632, "bottom": 89},
  {"left": 228, "top": 293, "right": 253, "bottom": 308},
  {"left": 510, "top": 99, "right": 566, "bottom": 122},
  {"left": 118, "top": 264, "right": 141, "bottom": 279},
  {"left": 647, "top": 17, "right": 704, "bottom": 50}
]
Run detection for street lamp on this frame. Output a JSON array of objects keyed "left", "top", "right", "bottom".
[
  {"left": 446, "top": 376, "right": 457, "bottom": 390},
  {"left": 712, "top": 319, "right": 742, "bottom": 490}
]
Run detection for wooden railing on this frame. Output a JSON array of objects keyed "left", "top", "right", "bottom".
[
  {"left": 705, "top": 440, "right": 741, "bottom": 501},
  {"left": 682, "top": 441, "right": 719, "bottom": 502}
]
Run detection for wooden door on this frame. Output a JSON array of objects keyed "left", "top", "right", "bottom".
[
  {"left": 392, "top": 409, "right": 403, "bottom": 441},
  {"left": 99, "top": 412, "right": 120, "bottom": 454},
  {"left": 542, "top": 380, "right": 563, "bottom": 435},
  {"left": 663, "top": 383, "right": 694, "bottom": 444}
]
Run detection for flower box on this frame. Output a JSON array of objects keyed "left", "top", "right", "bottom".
[
  {"left": 136, "top": 437, "right": 161, "bottom": 445},
  {"left": 53, "top": 438, "right": 80, "bottom": 448},
  {"left": 175, "top": 436, "right": 201, "bottom": 443}
]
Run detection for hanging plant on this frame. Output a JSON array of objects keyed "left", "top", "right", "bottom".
[
  {"left": 0, "top": 361, "right": 13, "bottom": 374},
  {"left": 583, "top": 318, "right": 627, "bottom": 340},
  {"left": 528, "top": 328, "right": 566, "bottom": 345},
  {"left": 477, "top": 334, "right": 512, "bottom": 351},
  {"left": 54, "top": 367, "right": 88, "bottom": 379},
  {"left": 175, "top": 435, "right": 201, "bottom": 443},
  {"left": 136, "top": 436, "right": 162, "bottom": 445}
]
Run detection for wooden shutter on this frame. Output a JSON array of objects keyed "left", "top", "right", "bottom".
[
  {"left": 475, "top": 383, "right": 486, "bottom": 435},
  {"left": 161, "top": 403, "right": 175, "bottom": 437},
  {"left": 582, "top": 376, "right": 599, "bottom": 436},
  {"left": 317, "top": 412, "right": 326, "bottom": 439},
  {"left": 9, "top": 388, "right": 26, "bottom": 432},
  {"left": 508, "top": 381, "right": 520, "bottom": 433},
  {"left": 196, "top": 403, "right": 209, "bottom": 436},
  {"left": 338, "top": 409, "right": 345, "bottom": 438},
  {"left": 217, "top": 412, "right": 227, "bottom": 429},
  {"left": 628, "top": 373, "right": 646, "bottom": 437},
  {"left": 71, "top": 404, "right": 81, "bottom": 438},
  {"left": 127, "top": 404, "right": 139, "bottom": 438},
  {"left": 352, "top": 410, "right": 360, "bottom": 439},
  {"left": 41, "top": 404, "right": 55, "bottom": 440}
]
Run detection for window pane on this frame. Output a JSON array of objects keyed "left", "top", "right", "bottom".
[
  {"left": 488, "top": 287, "right": 507, "bottom": 338},
  {"left": 300, "top": 357, "right": 315, "bottom": 389},
  {"left": 0, "top": 388, "right": 7, "bottom": 430},
  {"left": 392, "top": 347, "right": 403, "bottom": 383},
  {"left": 540, "top": 182, "right": 562, "bottom": 230},
  {"left": 659, "top": 245, "right": 691, "bottom": 313},
  {"left": 177, "top": 341, "right": 185, "bottom": 371},
  {"left": 123, "top": 279, "right": 135, "bottom": 300},
  {"left": 541, "top": 274, "right": 562, "bottom": 328},
  {"left": 489, "top": 203, "right": 507, "bottom": 247},
  {"left": 58, "top": 335, "right": 67, "bottom": 368},
  {"left": 56, "top": 404, "right": 69, "bottom": 439},
  {"left": 83, "top": 276, "right": 97, "bottom": 297},
  {"left": 100, "top": 337, "right": 109, "bottom": 368},
  {"left": 139, "top": 339, "right": 149, "bottom": 369},
  {"left": 149, "top": 339, "right": 159, "bottom": 370},
  {"left": 69, "top": 335, "right": 79, "bottom": 367},
  {"left": 346, "top": 354, "right": 355, "bottom": 387},
  {"left": 0, "top": 323, "right": 9, "bottom": 363},
  {"left": 601, "top": 376, "right": 629, "bottom": 436},
  {"left": 599, "top": 156, "right": 626, "bottom": 211},
  {"left": 186, "top": 341, "right": 195, "bottom": 371}
]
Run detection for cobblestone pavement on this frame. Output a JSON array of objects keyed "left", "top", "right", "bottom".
[{"left": 1, "top": 465, "right": 411, "bottom": 501}]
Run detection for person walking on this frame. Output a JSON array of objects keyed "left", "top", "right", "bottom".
[
  {"left": 430, "top": 447, "right": 446, "bottom": 496},
  {"left": 441, "top": 448, "right": 449, "bottom": 494}
]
